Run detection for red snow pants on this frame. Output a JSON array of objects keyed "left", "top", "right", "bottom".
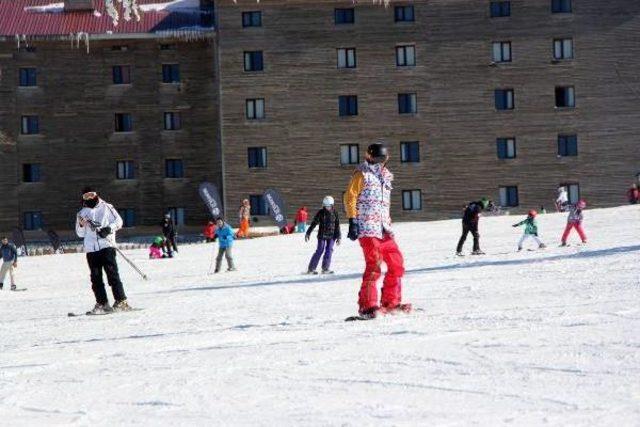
[
  {"left": 358, "top": 234, "right": 405, "bottom": 313},
  {"left": 561, "top": 222, "right": 587, "bottom": 243}
]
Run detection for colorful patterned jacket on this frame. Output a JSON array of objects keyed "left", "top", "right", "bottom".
[
  {"left": 343, "top": 162, "right": 393, "bottom": 239},
  {"left": 566, "top": 205, "right": 584, "bottom": 224}
]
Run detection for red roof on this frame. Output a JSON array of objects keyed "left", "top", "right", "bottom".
[{"left": 0, "top": 0, "right": 213, "bottom": 37}]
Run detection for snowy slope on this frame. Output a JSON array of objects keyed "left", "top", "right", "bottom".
[{"left": 1, "top": 206, "right": 639, "bottom": 426}]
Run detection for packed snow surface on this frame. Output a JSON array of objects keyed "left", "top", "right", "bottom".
[{"left": 1, "top": 206, "right": 639, "bottom": 425}]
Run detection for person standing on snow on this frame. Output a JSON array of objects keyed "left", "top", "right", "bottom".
[
  {"left": 213, "top": 218, "right": 236, "bottom": 273},
  {"left": 203, "top": 220, "right": 216, "bottom": 243},
  {"left": 456, "top": 197, "right": 490, "bottom": 256},
  {"left": 555, "top": 186, "right": 569, "bottom": 212},
  {"left": 0, "top": 236, "right": 18, "bottom": 291},
  {"left": 236, "top": 199, "right": 251, "bottom": 238},
  {"left": 161, "top": 213, "right": 178, "bottom": 254},
  {"left": 295, "top": 206, "right": 309, "bottom": 233},
  {"left": 76, "top": 188, "right": 131, "bottom": 314},
  {"left": 513, "top": 210, "right": 546, "bottom": 251},
  {"left": 561, "top": 199, "right": 588, "bottom": 246},
  {"left": 343, "top": 142, "right": 410, "bottom": 319},
  {"left": 305, "top": 197, "right": 341, "bottom": 274}
]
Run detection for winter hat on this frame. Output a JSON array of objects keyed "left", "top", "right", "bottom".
[
  {"left": 322, "top": 196, "right": 335, "bottom": 207},
  {"left": 528, "top": 210, "right": 538, "bottom": 217},
  {"left": 577, "top": 199, "right": 587, "bottom": 209},
  {"left": 154, "top": 236, "right": 164, "bottom": 245}
]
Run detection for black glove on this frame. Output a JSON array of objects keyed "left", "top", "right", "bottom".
[
  {"left": 97, "top": 226, "right": 112, "bottom": 238},
  {"left": 347, "top": 219, "right": 359, "bottom": 241},
  {"left": 512, "top": 224, "right": 518, "bottom": 227}
]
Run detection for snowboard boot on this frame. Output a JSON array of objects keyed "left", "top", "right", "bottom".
[
  {"left": 113, "top": 299, "right": 132, "bottom": 312},
  {"left": 358, "top": 306, "right": 380, "bottom": 319},
  {"left": 10, "top": 284, "right": 17, "bottom": 291},
  {"left": 89, "top": 303, "right": 113, "bottom": 315}
]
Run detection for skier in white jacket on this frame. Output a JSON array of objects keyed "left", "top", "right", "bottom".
[
  {"left": 76, "top": 187, "right": 131, "bottom": 314},
  {"left": 555, "top": 186, "right": 569, "bottom": 212}
]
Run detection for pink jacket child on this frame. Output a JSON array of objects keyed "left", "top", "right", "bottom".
[
  {"left": 149, "top": 244, "right": 164, "bottom": 259},
  {"left": 560, "top": 200, "right": 587, "bottom": 246}
]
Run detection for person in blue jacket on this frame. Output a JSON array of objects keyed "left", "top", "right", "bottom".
[{"left": 214, "top": 217, "right": 236, "bottom": 273}]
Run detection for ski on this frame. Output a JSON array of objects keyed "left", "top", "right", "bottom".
[
  {"left": 67, "top": 308, "right": 143, "bottom": 317},
  {"left": 345, "top": 304, "right": 417, "bottom": 322},
  {"left": 11, "top": 288, "right": 28, "bottom": 292}
]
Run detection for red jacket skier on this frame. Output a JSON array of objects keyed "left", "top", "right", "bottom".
[
  {"left": 203, "top": 221, "right": 216, "bottom": 242},
  {"left": 343, "top": 142, "right": 410, "bottom": 319}
]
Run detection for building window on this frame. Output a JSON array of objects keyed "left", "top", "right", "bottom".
[
  {"left": 555, "top": 86, "right": 575, "bottom": 108},
  {"left": 499, "top": 186, "right": 519, "bottom": 207},
  {"left": 553, "top": 38, "right": 574, "bottom": 60},
  {"left": 497, "top": 138, "right": 516, "bottom": 159},
  {"left": 492, "top": 41, "right": 512, "bottom": 63},
  {"left": 22, "top": 164, "right": 41, "bottom": 182},
  {"left": 335, "top": 8, "right": 355, "bottom": 24},
  {"left": 398, "top": 93, "right": 418, "bottom": 114},
  {"left": 250, "top": 195, "right": 269, "bottom": 215},
  {"left": 395, "top": 5, "right": 414, "bottom": 22},
  {"left": 402, "top": 190, "right": 422, "bottom": 211},
  {"left": 248, "top": 147, "right": 268, "bottom": 168},
  {"left": 165, "top": 159, "right": 184, "bottom": 178},
  {"left": 400, "top": 142, "right": 420, "bottom": 163},
  {"left": 246, "top": 98, "right": 265, "bottom": 120},
  {"left": 242, "top": 11, "right": 262, "bottom": 27},
  {"left": 337, "top": 48, "right": 357, "bottom": 69},
  {"left": 112, "top": 45, "right": 128, "bottom": 51},
  {"left": 490, "top": 1, "right": 511, "bottom": 17},
  {"left": 164, "top": 112, "right": 182, "bottom": 130},
  {"left": 244, "top": 51, "right": 264, "bottom": 72},
  {"left": 19, "top": 68, "right": 37, "bottom": 87},
  {"left": 118, "top": 209, "right": 136, "bottom": 227},
  {"left": 167, "top": 207, "right": 185, "bottom": 226},
  {"left": 396, "top": 45, "right": 416, "bottom": 66},
  {"left": 23, "top": 211, "right": 43, "bottom": 230},
  {"left": 551, "top": 0, "right": 572, "bottom": 13},
  {"left": 339, "top": 95, "right": 358, "bottom": 116},
  {"left": 162, "top": 64, "right": 180, "bottom": 83},
  {"left": 20, "top": 116, "right": 39, "bottom": 135},
  {"left": 560, "top": 183, "right": 580, "bottom": 204},
  {"left": 116, "top": 161, "right": 135, "bottom": 180},
  {"left": 340, "top": 144, "right": 359, "bottom": 165},
  {"left": 114, "top": 113, "right": 133, "bottom": 132},
  {"left": 112, "top": 65, "right": 131, "bottom": 84},
  {"left": 557, "top": 134, "right": 578, "bottom": 156},
  {"left": 495, "top": 89, "right": 515, "bottom": 110}
]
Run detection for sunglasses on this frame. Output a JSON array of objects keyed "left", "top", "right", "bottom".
[{"left": 82, "top": 191, "right": 97, "bottom": 200}]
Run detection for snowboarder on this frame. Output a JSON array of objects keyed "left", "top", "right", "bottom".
[
  {"left": 203, "top": 220, "right": 216, "bottom": 242},
  {"left": 513, "top": 210, "right": 546, "bottom": 251},
  {"left": 295, "top": 206, "right": 308, "bottom": 233},
  {"left": 561, "top": 199, "right": 588, "bottom": 246},
  {"left": 456, "top": 197, "right": 490, "bottom": 256},
  {"left": 213, "top": 217, "right": 235, "bottom": 272},
  {"left": 236, "top": 199, "right": 251, "bottom": 238},
  {"left": 162, "top": 213, "right": 178, "bottom": 254},
  {"left": 0, "top": 236, "right": 18, "bottom": 291},
  {"left": 76, "top": 188, "right": 131, "bottom": 314},
  {"left": 344, "top": 142, "right": 409, "bottom": 319},
  {"left": 305, "top": 196, "right": 341, "bottom": 274},
  {"left": 555, "top": 186, "right": 569, "bottom": 212}
]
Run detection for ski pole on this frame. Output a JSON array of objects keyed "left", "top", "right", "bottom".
[
  {"left": 115, "top": 247, "right": 148, "bottom": 280},
  {"left": 207, "top": 250, "right": 216, "bottom": 275}
]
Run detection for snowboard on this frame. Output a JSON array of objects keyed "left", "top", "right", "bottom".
[
  {"left": 8, "top": 288, "right": 27, "bottom": 292},
  {"left": 68, "top": 308, "right": 143, "bottom": 317},
  {"left": 345, "top": 304, "right": 416, "bottom": 322}
]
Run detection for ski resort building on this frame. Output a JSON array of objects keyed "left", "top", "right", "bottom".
[{"left": 1, "top": 0, "right": 639, "bottom": 234}]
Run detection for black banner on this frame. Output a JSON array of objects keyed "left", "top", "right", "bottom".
[
  {"left": 264, "top": 188, "right": 288, "bottom": 229},
  {"left": 198, "top": 182, "right": 223, "bottom": 219},
  {"left": 11, "top": 227, "right": 28, "bottom": 256},
  {"left": 47, "top": 229, "right": 63, "bottom": 253}
]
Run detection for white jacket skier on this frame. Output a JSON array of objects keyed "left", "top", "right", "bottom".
[
  {"left": 555, "top": 187, "right": 569, "bottom": 212},
  {"left": 76, "top": 199, "right": 123, "bottom": 253}
]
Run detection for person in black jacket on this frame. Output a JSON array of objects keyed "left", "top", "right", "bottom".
[
  {"left": 456, "top": 197, "right": 490, "bottom": 256},
  {"left": 305, "top": 196, "right": 341, "bottom": 274},
  {"left": 161, "top": 213, "right": 178, "bottom": 255}
]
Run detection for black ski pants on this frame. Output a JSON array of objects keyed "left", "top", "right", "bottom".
[
  {"left": 87, "top": 247, "right": 126, "bottom": 305},
  {"left": 165, "top": 234, "right": 178, "bottom": 253},
  {"left": 456, "top": 221, "right": 480, "bottom": 253}
]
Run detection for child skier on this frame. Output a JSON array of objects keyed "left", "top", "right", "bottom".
[
  {"left": 555, "top": 186, "right": 569, "bottom": 212},
  {"left": 512, "top": 210, "right": 546, "bottom": 251},
  {"left": 0, "top": 236, "right": 18, "bottom": 291},
  {"left": 236, "top": 199, "right": 251, "bottom": 238},
  {"left": 149, "top": 237, "right": 167, "bottom": 259},
  {"left": 214, "top": 218, "right": 236, "bottom": 272},
  {"left": 561, "top": 199, "right": 588, "bottom": 246},
  {"left": 304, "top": 196, "right": 341, "bottom": 274},
  {"left": 295, "top": 206, "right": 308, "bottom": 233}
]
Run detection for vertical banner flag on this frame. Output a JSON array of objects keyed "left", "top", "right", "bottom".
[
  {"left": 198, "top": 182, "right": 223, "bottom": 219},
  {"left": 264, "top": 188, "right": 288, "bottom": 229}
]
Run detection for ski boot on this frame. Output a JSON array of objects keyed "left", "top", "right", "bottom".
[
  {"left": 381, "top": 303, "right": 413, "bottom": 315},
  {"left": 227, "top": 267, "right": 236, "bottom": 272},
  {"left": 560, "top": 242, "right": 568, "bottom": 247},
  {"left": 517, "top": 247, "right": 523, "bottom": 252},
  {"left": 471, "top": 250, "right": 485, "bottom": 255},
  {"left": 307, "top": 270, "right": 318, "bottom": 275},
  {"left": 455, "top": 252, "right": 464, "bottom": 257},
  {"left": 0, "top": 282, "right": 3, "bottom": 290},
  {"left": 321, "top": 269, "right": 334, "bottom": 275},
  {"left": 538, "top": 243, "right": 547, "bottom": 249},
  {"left": 358, "top": 306, "right": 380, "bottom": 319},
  {"left": 89, "top": 303, "right": 113, "bottom": 315},
  {"left": 10, "top": 284, "right": 17, "bottom": 291},
  {"left": 113, "top": 299, "right": 132, "bottom": 312}
]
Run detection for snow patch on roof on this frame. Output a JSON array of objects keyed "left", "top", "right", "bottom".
[
  {"left": 24, "top": 2, "right": 64, "bottom": 13},
  {"left": 139, "top": 0, "right": 201, "bottom": 12}
]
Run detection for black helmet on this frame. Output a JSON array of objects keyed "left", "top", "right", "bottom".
[{"left": 366, "top": 142, "right": 389, "bottom": 164}]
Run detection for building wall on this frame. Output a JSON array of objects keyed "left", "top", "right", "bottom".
[
  {"left": 217, "top": 0, "right": 640, "bottom": 224},
  {"left": 0, "top": 38, "right": 220, "bottom": 234}
]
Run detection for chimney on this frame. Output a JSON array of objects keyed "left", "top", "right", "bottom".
[{"left": 64, "top": 0, "right": 95, "bottom": 12}]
